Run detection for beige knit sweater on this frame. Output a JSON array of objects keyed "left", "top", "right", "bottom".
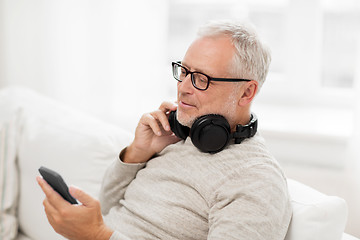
[{"left": 99, "top": 133, "right": 292, "bottom": 240}]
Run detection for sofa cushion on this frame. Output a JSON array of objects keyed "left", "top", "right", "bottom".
[
  {"left": 285, "top": 178, "right": 348, "bottom": 240},
  {"left": 15, "top": 233, "right": 32, "bottom": 240},
  {"left": 0, "top": 88, "right": 23, "bottom": 240},
  {"left": 4, "top": 87, "right": 133, "bottom": 240}
]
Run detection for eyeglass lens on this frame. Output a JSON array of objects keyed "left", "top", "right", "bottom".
[{"left": 173, "top": 64, "right": 209, "bottom": 90}]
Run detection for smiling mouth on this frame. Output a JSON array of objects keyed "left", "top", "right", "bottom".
[
  {"left": 182, "top": 101, "right": 193, "bottom": 106},
  {"left": 180, "top": 100, "right": 195, "bottom": 107},
  {"left": 178, "top": 100, "right": 198, "bottom": 110}
]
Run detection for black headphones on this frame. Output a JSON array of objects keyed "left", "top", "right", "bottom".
[{"left": 168, "top": 110, "right": 258, "bottom": 153}]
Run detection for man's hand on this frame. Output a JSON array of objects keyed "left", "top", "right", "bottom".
[
  {"left": 36, "top": 176, "right": 113, "bottom": 240},
  {"left": 123, "top": 101, "right": 181, "bottom": 163}
]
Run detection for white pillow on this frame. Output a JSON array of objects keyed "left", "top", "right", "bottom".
[
  {"left": 0, "top": 89, "right": 23, "bottom": 240},
  {"left": 3, "top": 87, "right": 133, "bottom": 240},
  {"left": 285, "top": 178, "right": 348, "bottom": 240},
  {"left": 15, "top": 234, "right": 32, "bottom": 240}
]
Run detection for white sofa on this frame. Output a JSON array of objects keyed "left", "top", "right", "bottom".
[{"left": 0, "top": 86, "right": 358, "bottom": 240}]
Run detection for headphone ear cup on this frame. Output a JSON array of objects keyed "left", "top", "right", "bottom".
[
  {"left": 168, "top": 111, "right": 190, "bottom": 140},
  {"left": 190, "top": 115, "right": 231, "bottom": 153}
]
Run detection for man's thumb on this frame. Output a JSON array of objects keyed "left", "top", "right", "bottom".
[{"left": 69, "top": 186, "right": 95, "bottom": 207}]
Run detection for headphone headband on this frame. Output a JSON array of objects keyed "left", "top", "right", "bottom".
[{"left": 233, "top": 113, "right": 258, "bottom": 144}]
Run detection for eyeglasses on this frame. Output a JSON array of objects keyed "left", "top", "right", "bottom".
[{"left": 172, "top": 61, "right": 252, "bottom": 91}]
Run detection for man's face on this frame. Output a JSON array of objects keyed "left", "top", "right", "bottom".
[{"left": 176, "top": 36, "right": 241, "bottom": 127}]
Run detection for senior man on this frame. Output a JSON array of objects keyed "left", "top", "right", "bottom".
[{"left": 37, "top": 20, "right": 292, "bottom": 240}]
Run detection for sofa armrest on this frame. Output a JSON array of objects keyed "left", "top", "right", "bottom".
[
  {"left": 285, "top": 178, "right": 348, "bottom": 240},
  {"left": 343, "top": 233, "right": 360, "bottom": 240}
]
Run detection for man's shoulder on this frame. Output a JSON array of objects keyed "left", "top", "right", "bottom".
[
  {"left": 215, "top": 132, "right": 286, "bottom": 186},
  {"left": 221, "top": 132, "right": 275, "bottom": 163}
]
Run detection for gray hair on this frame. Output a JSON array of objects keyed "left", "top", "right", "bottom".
[{"left": 197, "top": 20, "right": 271, "bottom": 90}]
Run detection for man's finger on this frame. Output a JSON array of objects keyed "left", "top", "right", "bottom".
[
  {"left": 151, "top": 110, "right": 171, "bottom": 132},
  {"left": 143, "top": 113, "right": 162, "bottom": 136},
  {"left": 36, "top": 176, "right": 70, "bottom": 209},
  {"left": 69, "top": 186, "right": 97, "bottom": 207},
  {"left": 159, "top": 101, "right": 177, "bottom": 113},
  {"left": 43, "top": 198, "right": 58, "bottom": 221}
]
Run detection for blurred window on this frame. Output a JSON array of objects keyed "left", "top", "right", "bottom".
[{"left": 167, "top": 0, "right": 360, "bottom": 105}]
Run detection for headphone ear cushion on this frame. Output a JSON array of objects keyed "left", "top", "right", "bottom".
[
  {"left": 168, "top": 111, "right": 190, "bottom": 140},
  {"left": 190, "top": 115, "right": 231, "bottom": 153}
]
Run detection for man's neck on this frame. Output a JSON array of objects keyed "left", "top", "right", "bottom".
[{"left": 230, "top": 109, "right": 251, "bottom": 132}]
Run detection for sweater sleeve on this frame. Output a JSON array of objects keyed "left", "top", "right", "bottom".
[
  {"left": 108, "top": 230, "right": 133, "bottom": 240},
  {"left": 99, "top": 149, "right": 146, "bottom": 215},
  {"left": 208, "top": 164, "right": 292, "bottom": 240}
]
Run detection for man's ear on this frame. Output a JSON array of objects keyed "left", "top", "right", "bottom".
[{"left": 238, "top": 81, "right": 258, "bottom": 107}]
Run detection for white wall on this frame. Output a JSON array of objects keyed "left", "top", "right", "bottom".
[
  {"left": 0, "top": 0, "right": 5, "bottom": 87},
  {"left": 0, "top": 0, "right": 170, "bottom": 131}
]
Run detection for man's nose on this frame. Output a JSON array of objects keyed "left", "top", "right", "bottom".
[{"left": 178, "top": 74, "right": 194, "bottom": 93}]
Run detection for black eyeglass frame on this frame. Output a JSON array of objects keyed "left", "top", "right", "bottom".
[{"left": 172, "top": 61, "right": 252, "bottom": 91}]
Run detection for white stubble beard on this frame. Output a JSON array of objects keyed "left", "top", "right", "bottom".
[
  {"left": 176, "top": 87, "right": 240, "bottom": 128},
  {"left": 176, "top": 110, "right": 197, "bottom": 128}
]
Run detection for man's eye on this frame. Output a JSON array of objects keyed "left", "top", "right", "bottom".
[
  {"left": 179, "top": 67, "right": 187, "bottom": 77},
  {"left": 198, "top": 76, "right": 207, "bottom": 83}
]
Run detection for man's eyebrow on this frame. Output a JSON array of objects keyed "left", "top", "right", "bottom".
[{"left": 181, "top": 62, "right": 208, "bottom": 74}]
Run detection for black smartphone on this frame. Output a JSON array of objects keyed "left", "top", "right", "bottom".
[{"left": 38, "top": 166, "right": 78, "bottom": 204}]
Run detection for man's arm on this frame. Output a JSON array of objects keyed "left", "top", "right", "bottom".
[
  {"left": 207, "top": 167, "right": 292, "bottom": 240},
  {"left": 100, "top": 101, "right": 180, "bottom": 214},
  {"left": 99, "top": 153, "right": 146, "bottom": 215}
]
